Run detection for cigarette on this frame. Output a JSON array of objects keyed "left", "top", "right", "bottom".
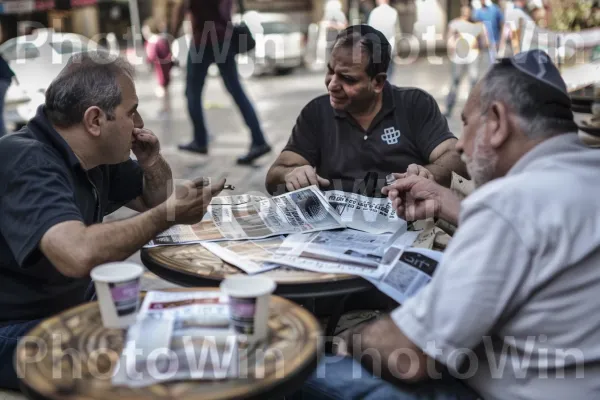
[{"left": 224, "top": 184, "right": 235, "bottom": 190}]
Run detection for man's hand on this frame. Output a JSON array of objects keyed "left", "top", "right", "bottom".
[
  {"left": 284, "top": 166, "right": 330, "bottom": 192},
  {"left": 382, "top": 175, "right": 460, "bottom": 225},
  {"left": 166, "top": 177, "right": 226, "bottom": 225},
  {"left": 393, "top": 164, "right": 435, "bottom": 181},
  {"left": 132, "top": 128, "right": 161, "bottom": 168}
]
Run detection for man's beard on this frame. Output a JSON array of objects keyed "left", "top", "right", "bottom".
[{"left": 461, "top": 126, "right": 498, "bottom": 188}]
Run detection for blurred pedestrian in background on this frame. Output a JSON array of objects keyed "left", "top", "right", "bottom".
[
  {"left": 322, "top": 0, "right": 348, "bottom": 61},
  {"left": 0, "top": 53, "right": 15, "bottom": 137},
  {"left": 473, "top": 0, "right": 504, "bottom": 58},
  {"left": 367, "top": 0, "right": 401, "bottom": 79},
  {"left": 143, "top": 17, "right": 174, "bottom": 112},
  {"left": 445, "top": 5, "right": 488, "bottom": 117},
  {"left": 171, "top": 0, "right": 272, "bottom": 165}
]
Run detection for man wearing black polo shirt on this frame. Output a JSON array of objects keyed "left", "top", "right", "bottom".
[
  {"left": 0, "top": 51, "right": 225, "bottom": 389},
  {"left": 266, "top": 25, "right": 466, "bottom": 196}
]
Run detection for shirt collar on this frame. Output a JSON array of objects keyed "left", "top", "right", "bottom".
[
  {"left": 508, "top": 133, "right": 581, "bottom": 176},
  {"left": 28, "top": 105, "right": 81, "bottom": 169},
  {"left": 333, "top": 81, "right": 396, "bottom": 119}
]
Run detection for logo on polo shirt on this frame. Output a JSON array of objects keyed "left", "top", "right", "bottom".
[{"left": 381, "top": 127, "right": 401, "bottom": 145}]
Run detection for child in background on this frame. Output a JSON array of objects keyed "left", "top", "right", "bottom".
[{"left": 143, "top": 18, "right": 174, "bottom": 111}]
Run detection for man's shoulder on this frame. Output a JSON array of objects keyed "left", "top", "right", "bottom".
[
  {"left": 301, "top": 94, "right": 334, "bottom": 118},
  {"left": 0, "top": 132, "right": 61, "bottom": 174},
  {"left": 390, "top": 85, "right": 436, "bottom": 105}
]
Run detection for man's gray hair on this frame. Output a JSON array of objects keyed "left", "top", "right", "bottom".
[
  {"left": 479, "top": 63, "right": 577, "bottom": 139},
  {"left": 45, "top": 50, "right": 135, "bottom": 128}
]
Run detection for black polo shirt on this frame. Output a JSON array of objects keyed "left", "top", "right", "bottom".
[
  {"left": 0, "top": 107, "right": 144, "bottom": 324},
  {"left": 283, "top": 82, "right": 456, "bottom": 196}
]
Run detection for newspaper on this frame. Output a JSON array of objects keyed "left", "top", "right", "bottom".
[
  {"left": 366, "top": 247, "right": 442, "bottom": 304},
  {"left": 324, "top": 190, "right": 407, "bottom": 234},
  {"left": 146, "top": 186, "right": 345, "bottom": 247},
  {"left": 113, "top": 291, "right": 239, "bottom": 388},
  {"left": 201, "top": 236, "right": 285, "bottom": 275},
  {"left": 266, "top": 228, "right": 420, "bottom": 279}
]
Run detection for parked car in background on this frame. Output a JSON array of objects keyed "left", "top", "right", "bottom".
[
  {"left": 0, "top": 29, "right": 103, "bottom": 130},
  {"left": 172, "top": 12, "right": 308, "bottom": 77}
]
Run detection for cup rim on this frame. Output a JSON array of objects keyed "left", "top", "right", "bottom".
[
  {"left": 220, "top": 274, "right": 276, "bottom": 298},
  {"left": 91, "top": 262, "right": 144, "bottom": 283}
]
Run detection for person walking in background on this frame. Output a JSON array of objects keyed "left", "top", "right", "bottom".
[
  {"left": 445, "top": 5, "right": 488, "bottom": 117},
  {"left": 0, "top": 53, "right": 14, "bottom": 137},
  {"left": 171, "top": 0, "right": 272, "bottom": 165},
  {"left": 473, "top": 0, "right": 504, "bottom": 58},
  {"left": 143, "top": 18, "right": 174, "bottom": 112},
  {"left": 367, "top": 0, "right": 401, "bottom": 79}
]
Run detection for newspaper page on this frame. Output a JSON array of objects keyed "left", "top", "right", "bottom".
[
  {"left": 324, "top": 190, "right": 407, "bottom": 234},
  {"left": 366, "top": 247, "right": 442, "bottom": 304},
  {"left": 145, "top": 186, "right": 345, "bottom": 247},
  {"left": 113, "top": 291, "right": 239, "bottom": 388},
  {"left": 266, "top": 228, "right": 420, "bottom": 279},
  {"left": 201, "top": 236, "right": 285, "bottom": 275}
]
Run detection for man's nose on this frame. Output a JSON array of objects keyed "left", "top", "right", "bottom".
[
  {"left": 134, "top": 113, "right": 144, "bottom": 129},
  {"left": 327, "top": 75, "right": 339, "bottom": 91}
]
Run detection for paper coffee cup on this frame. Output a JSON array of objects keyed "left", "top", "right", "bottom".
[
  {"left": 220, "top": 275, "right": 276, "bottom": 344},
  {"left": 91, "top": 262, "right": 144, "bottom": 329}
]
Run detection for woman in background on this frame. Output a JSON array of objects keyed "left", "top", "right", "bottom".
[{"left": 143, "top": 18, "right": 175, "bottom": 112}]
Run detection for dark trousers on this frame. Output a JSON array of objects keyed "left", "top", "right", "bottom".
[
  {"left": 0, "top": 319, "right": 42, "bottom": 390},
  {"left": 186, "top": 44, "right": 266, "bottom": 148}
]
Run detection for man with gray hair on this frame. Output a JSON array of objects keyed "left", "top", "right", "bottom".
[
  {"left": 300, "top": 50, "right": 600, "bottom": 399},
  {"left": 0, "top": 51, "right": 225, "bottom": 389}
]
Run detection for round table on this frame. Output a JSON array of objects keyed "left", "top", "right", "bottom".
[
  {"left": 141, "top": 245, "right": 378, "bottom": 344},
  {"left": 17, "top": 289, "right": 322, "bottom": 400},
  {"left": 141, "top": 245, "right": 374, "bottom": 299}
]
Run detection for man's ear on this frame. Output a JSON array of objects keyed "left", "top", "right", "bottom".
[
  {"left": 488, "top": 101, "right": 510, "bottom": 149},
  {"left": 82, "top": 106, "right": 104, "bottom": 138},
  {"left": 372, "top": 73, "right": 387, "bottom": 93}
]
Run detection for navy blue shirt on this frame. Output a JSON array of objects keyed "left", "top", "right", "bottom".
[{"left": 0, "top": 107, "right": 144, "bottom": 323}]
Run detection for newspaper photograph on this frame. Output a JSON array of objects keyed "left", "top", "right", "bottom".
[
  {"left": 324, "top": 190, "right": 407, "bottom": 234},
  {"left": 113, "top": 291, "right": 238, "bottom": 388},
  {"left": 366, "top": 247, "right": 442, "bottom": 304},
  {"left": 145, "top": 186, "right": 345, "bottom": 247},
  {"left": 201, "top": 236, "right": 285, "bottom": 275},
  {"left": 266, "top": 228, "right": 421, "bottom": 279}
]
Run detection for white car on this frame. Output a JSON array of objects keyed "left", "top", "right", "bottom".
[
  {"left": 172, "top": 13, "right": 307, "bottom": 77},
  {"left": 0, "top": 29, "right": 103, "bottom": 130}
]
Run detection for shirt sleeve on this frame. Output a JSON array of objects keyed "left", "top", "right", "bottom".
[
  {"left": 282, "top": 101, "right": 321, "bottom": 166},
  {"left": 390, "top": 205, "right": 532, "bottom": 372},
  {"left": 106, "top": 159, "right": 144, "bottom": 214},
  {"left": 0, "top": 147, "right": 83, "bottom": 267},
  {"left": 409, "top": 90, "right": 456, "bottom": 161}
]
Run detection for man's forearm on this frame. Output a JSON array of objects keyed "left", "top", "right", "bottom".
[
  {"left": 81, "top": 205, "right": 173, "bottom": 274},
  {"left": 141, "top": 155, "right": 173, "bottom": 208},
  {"left": 425, "top": 150, "right": 467, "bottom": 187},
  {"left": 349, "top": 316, "right": 430, "bottom": 384}
]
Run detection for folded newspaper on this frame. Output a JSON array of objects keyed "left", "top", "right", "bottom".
[
  {"left": 145, "top": 186, "right": 345, "bottom": 247},
  {"left": 113, "top": 291, "right": 239, "bottom": 388},
  {"left": 324, "top": 190, "right": 407, "bottom": 234},
  {"left": 268, "top": 228, "right": 420, "bottom": 279},
  {"left": 366, "top": 246, "right": 442, "bottom": 304}
]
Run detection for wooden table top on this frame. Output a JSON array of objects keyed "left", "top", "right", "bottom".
[
  {"left": 141, "top": 244, "right": 374, "bottom": 299},
  {"left": 17, "top": 289, "right": 323, "bottom": 400}
]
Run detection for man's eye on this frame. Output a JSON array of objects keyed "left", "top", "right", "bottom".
[{"left": 342, "top": 75, "right": 355, "bottom": 82}]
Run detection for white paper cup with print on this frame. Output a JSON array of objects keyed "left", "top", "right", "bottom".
[
  {"left": 220, "top": 275, "right": 276, "bottom": 345},
  {"left": 91, "top": 262, "right": 144, "bottom": 329}
]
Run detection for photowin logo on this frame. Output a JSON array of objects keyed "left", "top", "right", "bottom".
[{"left": 381, "top": 127, "right": 401, "bottom": 145}]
